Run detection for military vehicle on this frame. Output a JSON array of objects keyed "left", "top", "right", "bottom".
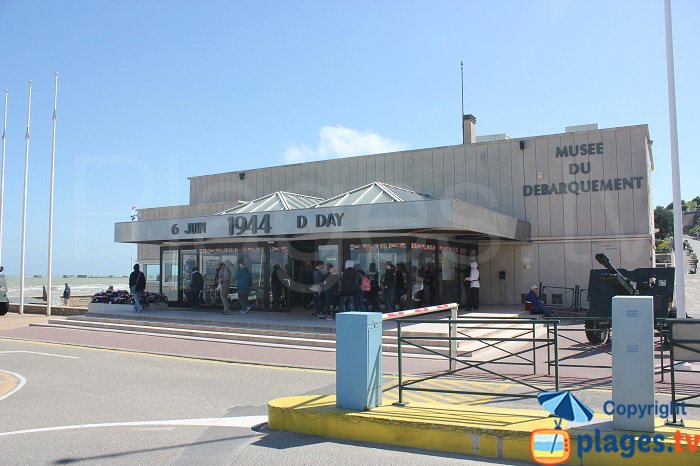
[{"left": 584, "top": 253, "right": 675, "bottom": 344}]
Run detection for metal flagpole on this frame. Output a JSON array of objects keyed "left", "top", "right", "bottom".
[
  {"left": 19, "top": 81, "right": 32, "bottom": 315},
  {"left": 47, "top": 73, "right": 58, "bottom": 316},
  {"left": 664, "top": 0, "right": 686, "bottom": 318},
  {"left": 0, "top": 89, "right": 7, "bottom": 267}
]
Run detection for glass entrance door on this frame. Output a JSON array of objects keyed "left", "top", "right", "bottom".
[
  {"left": 180, "top": 249, "right": 198, "bottom": 304},
  {"left": 437, "top": 245, "right": 460, "bottom": 305},
  {"left": 162, "top": 250, "right": 179, "bottom": 302}
]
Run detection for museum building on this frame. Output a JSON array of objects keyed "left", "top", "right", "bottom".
[{"left": 115, "top": 116, "right": 655, "bottom": 310}]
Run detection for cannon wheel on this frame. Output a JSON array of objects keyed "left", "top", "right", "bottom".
[
  {"left": 0, "top": 301, "right": 8, "bottom": 316},
  {"left": 585, "top": 320, "right": 610, "bottom": 345}
]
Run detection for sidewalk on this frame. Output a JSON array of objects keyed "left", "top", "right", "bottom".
[
  {"left": 0, "top": 313, "right": 65, "bottom": 331},
  {"left": 684, "top": 236, "right": 700, "bottom": 318}
]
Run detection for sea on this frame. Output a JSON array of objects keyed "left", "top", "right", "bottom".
[{"left": 2, "top": 275, "right": 129, "bottom": 304}]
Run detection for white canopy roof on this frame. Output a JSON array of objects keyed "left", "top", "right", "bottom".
[
  {"left": 216, "top": 191, "right": 323, "bottom": 214},
  {"left": 314, "top": 182, "right": 431, "bottom": 208}
]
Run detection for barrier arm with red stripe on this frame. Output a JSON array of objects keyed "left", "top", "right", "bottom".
[
  {"left": 382, "top": 303, "right": 459, "bottom": 320},
  {"left": 383, "top": 302, "right": 460, "bottom": 371}
]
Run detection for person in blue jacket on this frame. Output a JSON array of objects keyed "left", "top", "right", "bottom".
[
  {"left": 525, "top": 285, "right": 554, "bottom": 318},
  {"left": 236, "top": 259, "right": 253, "bottom": 314}
]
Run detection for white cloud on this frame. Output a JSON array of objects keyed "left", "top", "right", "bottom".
[{"left": 284, "top": 125, "right": 410, "bottom": 163}]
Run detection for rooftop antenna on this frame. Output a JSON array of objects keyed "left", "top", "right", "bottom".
[{"left": 460, "top": 61, "right": 464, "bottom": 117}]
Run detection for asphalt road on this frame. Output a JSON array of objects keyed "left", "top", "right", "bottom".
[{"left": 0, "top": 338, "right": 537, "bottom": 466}]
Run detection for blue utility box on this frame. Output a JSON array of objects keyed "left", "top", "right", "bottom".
[{"left": 336, "top": 312, "right": 383, "bottom": 410}]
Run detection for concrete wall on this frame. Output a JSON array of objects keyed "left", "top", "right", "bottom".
[
  {"left": 189, "top": 125, "right": 652, "bottom": 240},
  {"left": 478, "top": 237, "right": 653, "bottom": 305},
  {"left": 683, "top": 210, "right": 700, "bottom": 234}
]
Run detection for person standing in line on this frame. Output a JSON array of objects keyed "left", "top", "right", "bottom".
[
  {"left": 324, "top": 263, "right": 338, "bottom": 320},
  {"left": 465, "top": 261, "right": 480, "bottom": 310},
  {"left": 312, "top": 261, "right": 326, "bottom": 319},
  {"left": 382, "top": 261, "right": 396, "bottom": 311},
  {"left": 463, "top": 267, "right": 473, "bottom": 310},
  {"left": 338, "top": 260, "right": 356, "bottom": 313},
  {"left": 271, "top": 264, "right": 284, "bottom": 310},
  {"left": 395, "top": 263, "right": 407, "bottom": 311},
  {"left": 129, "top": 264, "right": 146, "bottom": 313},
  {"left": 62, "top": 283, "right": 71, "bottom": 306},
  {"left": 300, "top": 261, "right": 314, "bottom": 311},
  {"left": 354, "top": 263, "right": 367, "bottom": 311},
  {"left": 236, "top": 259, "right": 252, "bottom": 314},
  {"left": 366, "top": 262, "right": 380, "bottom": 310},
  {"left": 218, "top": 261, "right": 232, "bottom": 315},
  {"left": 189, "top": 266, "right": 204, "bottom": 309}
]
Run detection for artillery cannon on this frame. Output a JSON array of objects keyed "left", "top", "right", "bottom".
[{"left": 584, "top": 254, "right": 675, "bottom": 344}]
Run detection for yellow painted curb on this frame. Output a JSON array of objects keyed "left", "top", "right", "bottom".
[{"left": 268, "top": 395, "right": 700, "bottom": 466}]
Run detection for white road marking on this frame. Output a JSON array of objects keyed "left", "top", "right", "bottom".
[
  {"left": 0, "top": 415, "right": 268, "bottom": 437},
  {"left": 0, "top": 370, "right": 27, "bottom": 401},
  {"left": 0, "top": 350, "right": 78, "bottom": 359}
]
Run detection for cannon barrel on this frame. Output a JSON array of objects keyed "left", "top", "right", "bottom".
[
  {"left": 595, "top": 253, "right": 620, "bottom": 275},
  {"left": 594, "top": 253, "right": 637, "bottom": 295}
]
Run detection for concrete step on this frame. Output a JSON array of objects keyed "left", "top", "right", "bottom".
[
  {"left": 68, "top": 315, "right": 457, "bottom": 349},
  {"left": 457, "top": 324, "right": 551, "bottom": 362},
  {"left": 31, "top": 320, "right": 449, "bottom": 356},
  {"left": 35, "top": 312, "right": 544, "bottom": 359},
  {"left": 73, "top": 312, "right": 334, "bottom": 333},
  {"left": 56, "top": 317, "right": 337, "bottom": 341}
]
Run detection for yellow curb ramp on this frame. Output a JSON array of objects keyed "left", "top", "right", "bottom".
[{"left": 268, "top": 395, "right": 700, "bottom": 465}]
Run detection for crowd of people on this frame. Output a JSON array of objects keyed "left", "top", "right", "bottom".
[
  {"left": 179, "top": 257, "right": 488, "bottom": 318},
  {"left": 301, "top": 259, "right": 406, "bottom": 320},
  {"left": 133, "top": 258, "right": 559, "bottom": 319}
]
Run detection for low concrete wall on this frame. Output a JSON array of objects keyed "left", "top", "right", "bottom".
[
  {"left": 8, "top": 303, "right": 88, "bottom": 316},
  {"left": 67, "top": 296, "right": 93, "bottom": 307},
  {"left": 87, "top": 302, "right": 168, "bottom": 312}
]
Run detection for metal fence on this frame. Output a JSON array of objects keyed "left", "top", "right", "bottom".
[
  {"left": 393, "top": 316, "right": 559, "bottom": 404},
  {"left": 659, "top": 318, "right": 700, "bottom": 426}
]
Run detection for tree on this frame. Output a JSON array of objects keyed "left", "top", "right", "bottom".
[
  {"left": 656, "top": 240, "right": 672, "bottom": 253},
  {"left": 654, "top": 206, "right": 674, "bottom": 239}
]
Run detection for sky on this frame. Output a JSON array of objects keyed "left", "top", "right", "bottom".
[{"left": 0, "top": 0, "right": 698, "bottom": 275}]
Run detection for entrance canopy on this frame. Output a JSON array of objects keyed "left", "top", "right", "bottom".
[{"left": 115, "top": 184, "right": 531, "bottom": 244}]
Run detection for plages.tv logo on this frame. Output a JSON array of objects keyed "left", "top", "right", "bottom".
[{"left": 530, "top": 390, "right": 593, "bottom": 465}]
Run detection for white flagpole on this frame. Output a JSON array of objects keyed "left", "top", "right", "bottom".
[
  {"left": 0, "top": 89, "right": 7, "bottom": 267},
  {"left": 664, "top": 0, "right": 686, "bottom": 318},
  {"left": 47, "top": 73, "right": 58, "bottom": 316},
  {"left": 19, "top": 81, "right": 32, "bottom": 315}
]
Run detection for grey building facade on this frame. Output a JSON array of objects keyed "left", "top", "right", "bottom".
[{"left": 117, "top": 117, "right": 654, "bottom": 309}]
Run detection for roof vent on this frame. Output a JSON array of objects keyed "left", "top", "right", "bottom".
[
  {"left": 475, "top": 134, "right": 512, "bottom": 143},
  {"left": 565, "top": 123, "right": 599, "bottom": 133}
]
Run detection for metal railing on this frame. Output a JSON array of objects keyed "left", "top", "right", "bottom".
[
  {"left": 393, "top": 316, "right": 559, "bottom": 404},
  {"left": 659, "top": 318, "right": 700, "bottom": 426},
  {"left": 540, "top": 285, "right": 578, "bottom": 309},
  {"left": 543, "top": 316, "right": 613, "bottom": 373}
]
